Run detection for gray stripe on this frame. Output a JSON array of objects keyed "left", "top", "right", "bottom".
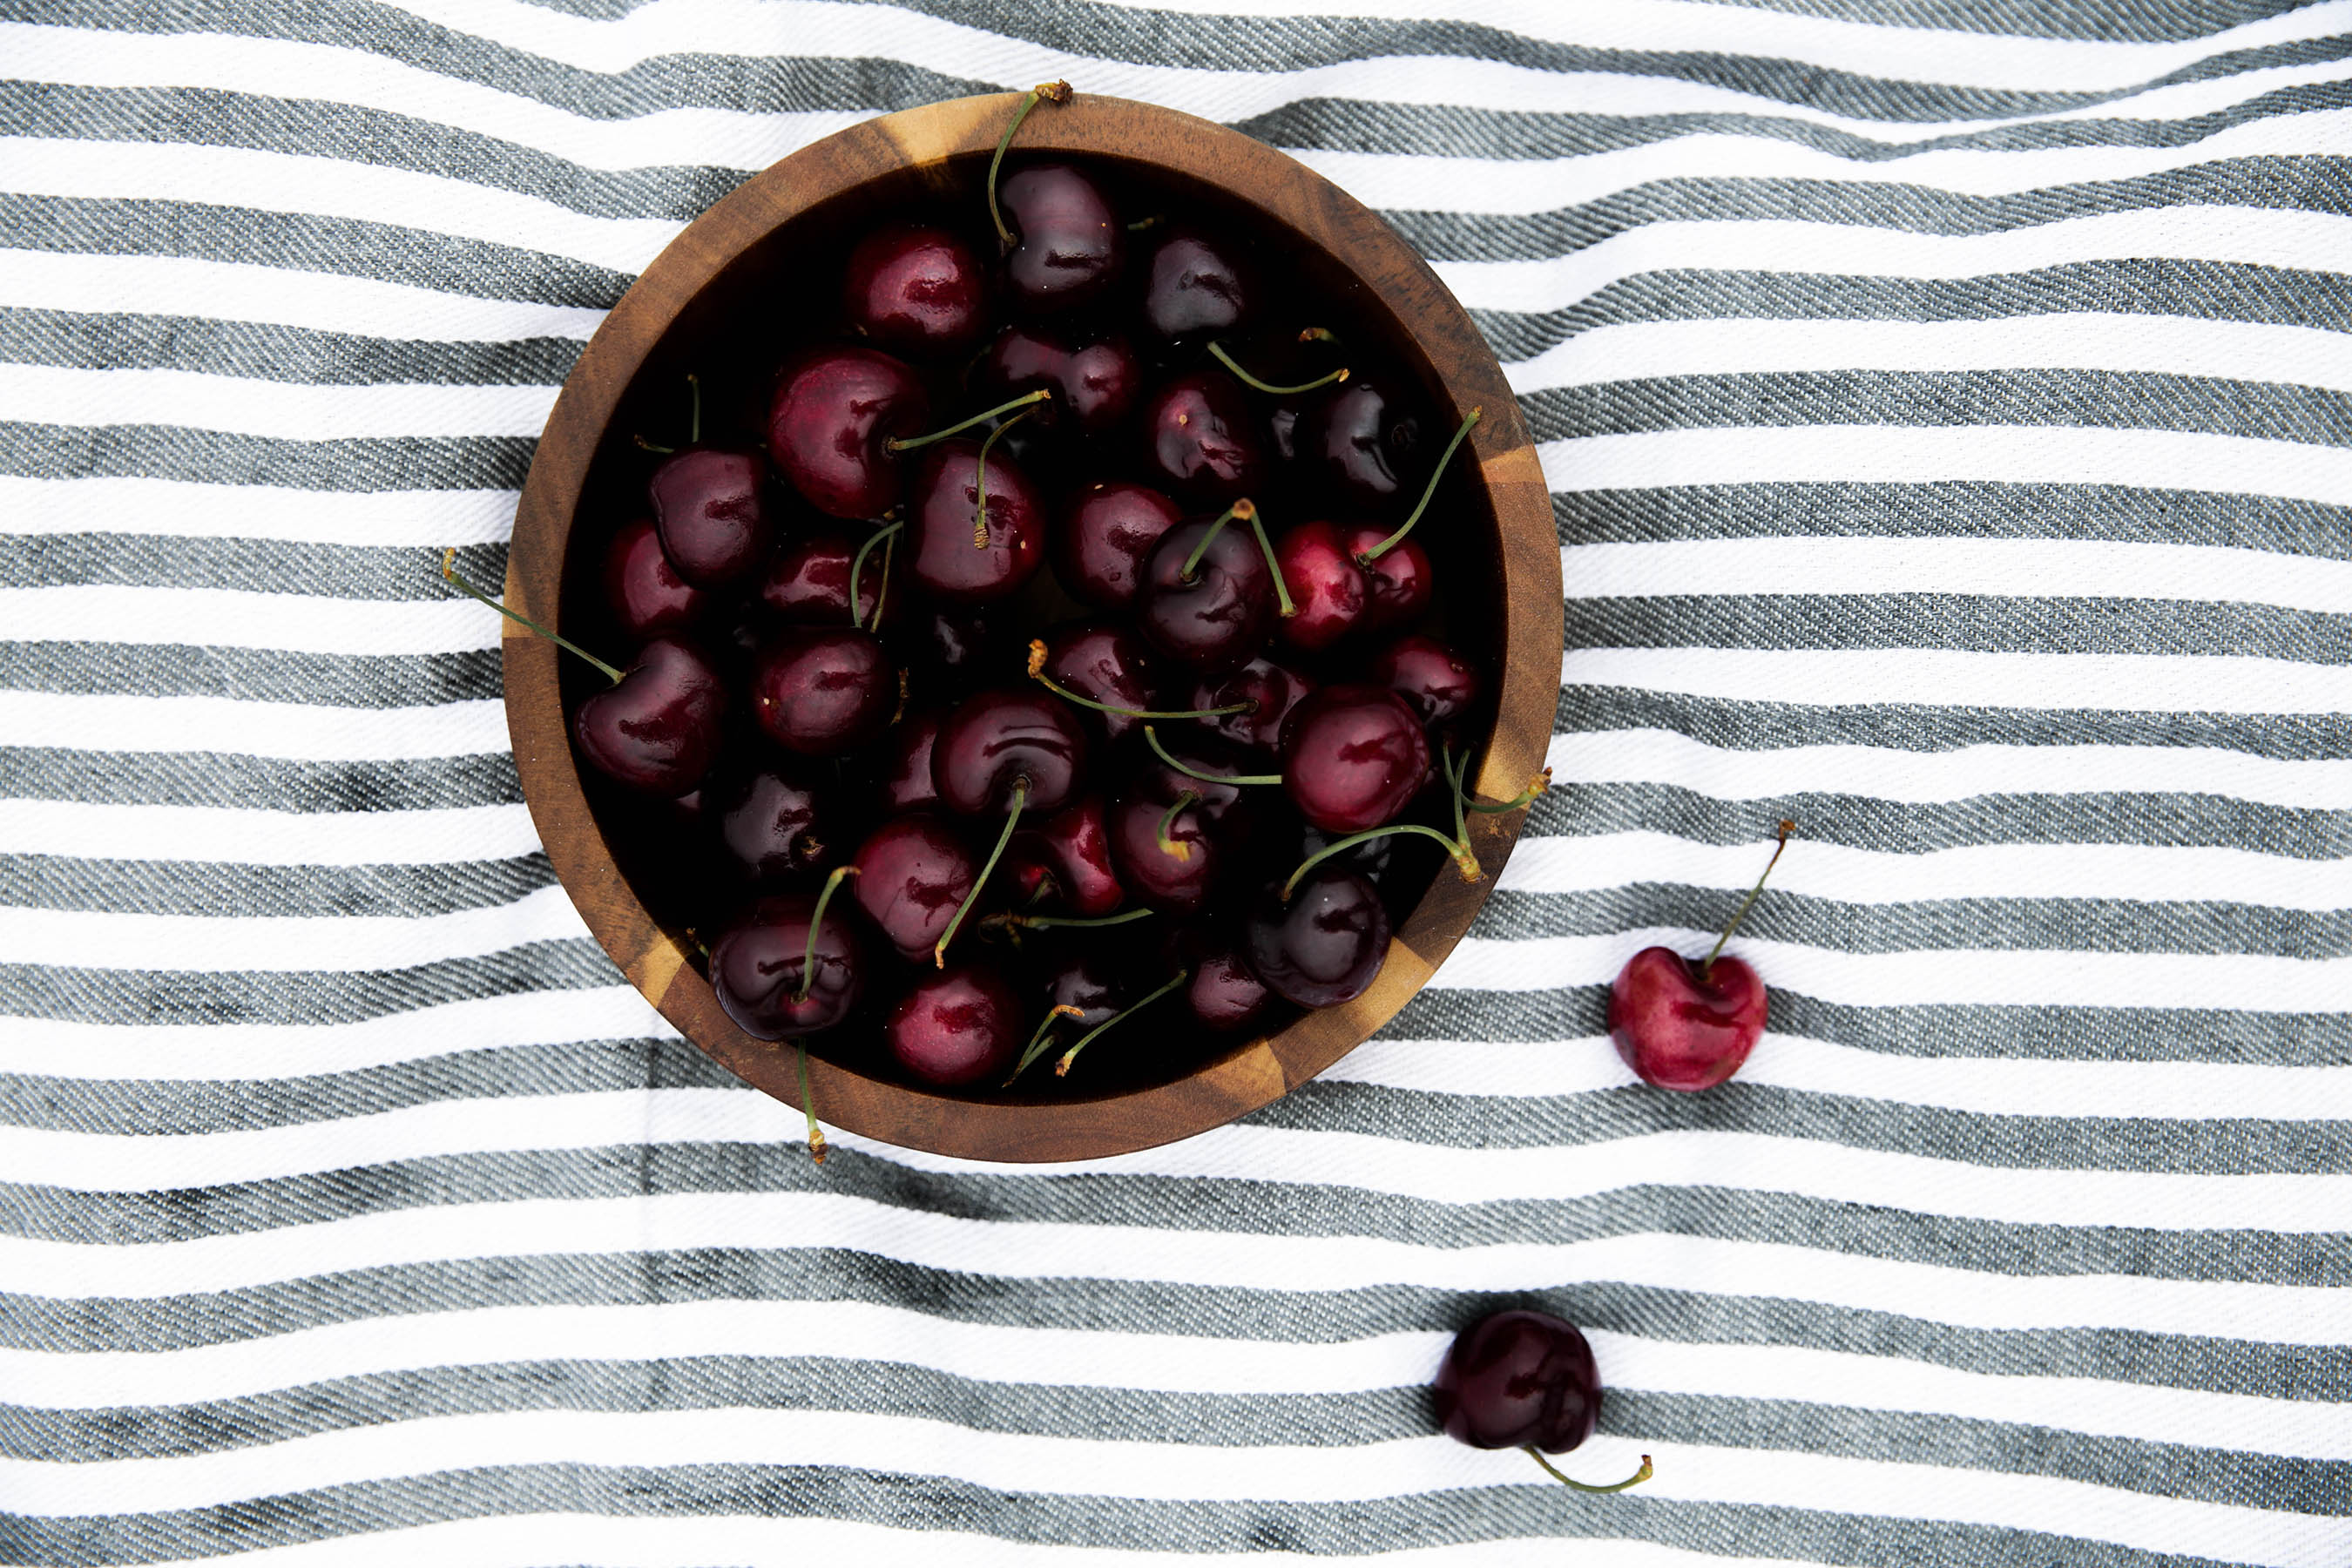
[
  {"left": 0, "top": 851, "right": 557, "bottom": 918},
  {"left": 0, "top": 537, "right": 512, "bottom": 601},
  {"left": 0, "top": 747, "right": 520, "bottom": 812},
  {"left": 0, "top": 643, "right": 503, "bottom": 706},
  {"left": 0, "top": 307, "right": 582, "bottom": 386},
  {"left": 0, "top": 422, "right": 532, "bottom": 491},
  {"left": 1705, "top": 0, "right": 2316, "bottom": 44}
]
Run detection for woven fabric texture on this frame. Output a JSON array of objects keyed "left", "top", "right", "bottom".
[{"left": 1, "top": 1, "right": 2349, "bottom": 1564}]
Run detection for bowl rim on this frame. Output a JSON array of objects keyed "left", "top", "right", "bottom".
[{"left": 504, "top": 89, "right": 1564, "bottom": 1164}]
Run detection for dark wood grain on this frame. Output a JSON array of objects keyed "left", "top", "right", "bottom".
[{"left": 506, "top": 91, "right": 1565, "bottom": 1164}]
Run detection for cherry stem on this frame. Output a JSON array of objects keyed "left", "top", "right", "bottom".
[
  {"left": 1026, "top": 640, "right": 1254, "bottom": 720},
  {"left": 1524, "top": 1447, "right": 1652, "bottom": 1495},
  {"left": 1056, "top": 967, "right": 1188, "bottom": 1077},
  {"left": 935, "top": 777, "right": 1028, "bottom": 967},
  {"left": 1144, "top": 725, "right": 1281, "bottom": 786},
  {"left": 686, "top": 372, "right": 701, "bottom": 445},
  {"left": 1299, "top": 326, "right": 1340, "bottom": 344},
  {"left": 1179, "top": 498, "right": 1254, "bottom": 583},
  {"left": 1246, "top": 505, "right": 1295, "bottom": 616},
  {"left": 1357, "top": 404, "right": 1483, "bottom": 564},
  {"left": 988, "top": 81, "right": 1072, "bottom": 248},
  {"left": 1466, "top": 770, "right": 1552, "bottom": 814},
  {"left": 794, "top": 1043, "right": 827, "bottom": 1166},
  {"left": 795, "top": 864, "right": 861, "bottom": 1002},
  {"left": 439, "top": 550, "right": 625, "bottom": 684},
  {"left": 1700, "top": 817, "right": 1796, "bottom": 982},
  {"left": 973, "top": 404, "right": 1035, "bottom": 548},
  {"left": 1206, "top": 341, "right": 1348, "bottom": 397},
  {"left": 1125, "top": 213, "right": 1164, "bottom": 233},
  {"left": 1156, "top": 791, "right": 1200, "bottom": 862},
  {"left": 1007, "top": 1004, "right": 1086, "bottom": 1085},
  {"left": 1442, "top": 740, "right": 1470, "bottom": 850},
  {"left": 886, "top": 388, "right": 1052, "bottom": 455},
  {"left": 632, "top": 433, "right": 676, "bottom": 456},
  {"left": 1283, "top": 823, "right": 1479, "bottom": 900},
  {"left": 988, "top": 907, "right": 1154, "bottom": 935},
  {"left": 850, "top": 521, "right": 903, "bottom": 630}
]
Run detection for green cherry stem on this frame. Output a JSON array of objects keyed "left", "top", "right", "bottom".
[
  {"left": 986, "top": 906, "right": 1156, "bottom": 934},
  {"left": 1700, "top": 817, "right": 1797, "bottom": 983},
  {"left": 972, "top": 404, "right": 1036, "bottom": 548},
  {"left": 796, "top": 864, "right": 861, "bottom": 1003},
  {"left": 1156, "top": 791, "right": 1201, "bottom": 861},
  {"left": 1007, "top": 1004, "right": 1086, "bottom": 1085},
  {"left": 988, "top": 80, "right": 1072, "bottom": 248},
  {"left": 1206, "top": 341, "right": 1348, "bottom": 396},
  {"left": 1283, "top": 824, "right": 1479, "bottom": 901},
  {"left": 1026, "top": 641, "right": 1254, "bottom": 720},
  {"left": 1524, "top": 1448, "right": 1653, "bottom": 1494},
  {"left": 1356, "top": 404, "right": 1482, "bottom": 564},
  {"left": 632, "top": 433, "right": 676, "bottom": 456},
  {"left": 1465, "top": 768, "right": 1552, "bottom": 814},
  {"left": 934, "top": 778, "right": 1030, "bottom": 968},
  {"left": 1442, "top": 740, "right": 1470, "bottom": 850},
  {"left": 850, "top": 521, "right": 903, "bottom": 630},
  {"left": 794, "top": 1044, "right": 827, "bottom": 1166},
  {"left": 1298, "top": 326, "right": 1341, "bottom": 345},
  {"left": 885, "top": 388, "right": 1053, "bottom": 456},
  {"left": 438, "top": 550, "right": 625, "bottom": 684},
  {"left": 1056, "top": 968, "right": 1188, "bottom": 1077},
  {"left": 1179, "top": 498, "right": 1254, "bottom": 583},
  {"left": 1244, "top": 503, "right": 1295, "bottom": 616},
  {"left": 1143, "top": 726, "right": 1281, "bottom": 787}
]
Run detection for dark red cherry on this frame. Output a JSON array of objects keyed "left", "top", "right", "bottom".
[
  {"left": 1057, "top": 481, "right": 1183, "bottom": 611},
  {"left": 1611, "top": 948, "right": 1766, "bottom": 1092},
  {"left": 1273, "top": 520, "right": 1366, "bottom": 652},
  {"left": 933, "top": 689, "right": 1087, "bottom": 816},
  {"left": 1434, "top": 1310, "right": 1600, "bottom": 1453},
  {"left": 1143, "top": 371, "right": 1265, "bottom": 501},
  {"left": 1011, "top": 794, "right": 1124, "bottom": 916},
  {"left": 603, "top": 517, "right": 710, "bottom": 639},
  {"left": 1375, "top": 634, "right": 1481, "bottom": 731},
  {"left": 1041, "top": 950, "right": 1125, "bottom": 1029},
  {"left": 1187, "top": 944, "right": 1274, "bottom": 1031},
  {"left": 1135, "top": 732, "right": 1259, "bottom": 832},
  {"left": 1042, "top": 621, "right": 1161, "bottom": 744},
  {"left": 887, "top": 964, "right": 1023, "bottom": 1086},
  {"left": 851, "top": 814, "right": 977, "bottom": 964},
  {"left": 713, "top": 770, "right": 828, "bottom": 882},
  {"left": 573, "top": 637, "right": 726, "bottom": 796},
  {"left": 648, "top": 446, "right": 774, "bottom": 588},
  {"left": 907, "top": 439, "right": 1045, "bottom": 604},
  {"left": 1279, "top": 684, "right": 1430, "bottom": 834},
  {"left": 767, "top": 346, "right": 929, "bottom": 518},
  {"left": 1296, "top": 378, "right": 1423, "bottom": 510},
  {"left": 878, "top": 710, "right": 943, "bottom": 812},
  {"left": 1136, "top": 513, "right": 1274, "bottom": 675},
  {"left": 758, "top": 530, "right": 859, "bottom": 625},
  {"left": 842, "top": 225, "right": 986, "bottom": 356},
  {"left": 1244, "top": 868, "right": 1389, "bottom": 1008},
  {"left": 1190, "top": 655, "right": 1315, "bottom": 759},
  {"left": 1340, "top": 524, "right": 1434, "bottom": 632},
  {"left": 978, "top": 325, "right": 1139, "bottom": 435},
  {"left": 1140, "top": 231, "right": 1250, "bottom": 343},
  {"left": 710, "top": 892, "right": 866, "bottom": 1039},
  {"left": 1107, "top": 791, "right": 1214, "bottom": 916},
  {"left": 750, "top": 626, "right": 896, "bottom": 756},
  {"left": 998, "top": 162, "right": 1124, "bottom": 314}
]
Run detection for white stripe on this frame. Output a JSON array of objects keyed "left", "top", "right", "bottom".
[
  {"left": 0, "top": 801, "right": 541, "bottom": 867},
  {"left": 1517, "top": 314, "right": 2352, "bottom": 398},
  {"left": 0, "top": 475, "right": 521, "bottom": 547},
  {"left": 0, "top": 363, "right": 559, "bottom": 441},
  {"left": 1544, "top": 729, "right": 2352, "bottom": 813},
  {"left": 1559, "top": 644, "right": 2352, "bottom": 713},
  {"left": 0, "top": 689, "right": 510, "bottom": 759},
  {"left": 0, "top": 585, "right": 504, "bottom": 657},
  {"left": 0, "top": 247, "right": 603, "bottom": 343},
  {"left": 1497, "top": 830, "right": 2352, "bottom": 912}
]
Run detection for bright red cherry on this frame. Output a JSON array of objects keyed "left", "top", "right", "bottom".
[
  {"left": 906, "top": 438, "right": 1045, "bottom": 604},
  {"left": 1434, "top": 1310, "right": 1653, "bottom": 1493},
  {"left": 649, "top": 446, "right": 774, "bottom": 588},
  {"left": 712, "top": 770, "right": 829, "bottom": 883},
  {"left": 1243, "top": 868, "right": 1387, "bottom": 1008},
  {"left": 1140, "top": 230, "right": 1250, "bottom": 343},
  {"left": 758, "top": 530, "right": 859, "bottom": 625},
  {"left": 979, "top": 325, "right": 1139, "bottom": 434},
  {"left": 1143, "top": 371, "right": 1266, "bottom": 501},
  {"left": 1057, "top": 481, "right": 1183, "bottom": 611},
  {"left": 887, "top": 964, "right": 1024, "bottom": 1086},
  {"left": 603, "top": 517, "right": 709, "bottom": 639},
  {"left": 1273, "top": 520, "right": 1366, "bottom": 651},
  {"left": 1375, "top": 634, "right": 1481, "bottom": 731},
  {"left": 749, "top": 627, "right": 896, "bottom": 757},
  {"left": 851, "top": 814, "right": 977, "bottom": 964},
  {"left": 767, "top": 346, "right": 929, "bottom": 518},
  {"left": 1136, "top": 505, "right": 1274, "bottom": 675},
  {"left": 842, "top": 225, "right": 986, "bottom": 355},
  {"left": 997, "top": 162, "right": 1124, "bottom": 314},
  {"left": 573, "top": 637, "right": 727, "bottom": 797},
  {"left": 1278, "top": 684, "right": 1430, "bottom": 835},
  {"left": 1610, "top": 821, "right": 1794, "bottom": 1092},
  {"left": 710, "top": 892, "right": 867, "bottom": 1039}
]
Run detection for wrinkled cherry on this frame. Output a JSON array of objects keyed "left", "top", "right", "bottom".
[
  {"left": 750, "top": 627, "right": 896, "bottom": 756},
  {"left": 843, "top": 225, "right": 986, "bottom": 355},
  {"left": 888, "top": 964, "right": 1024, "bottom": 1086},
  {"left": 1243, "top": 868, "right": 1388, "bottom": 1008}
]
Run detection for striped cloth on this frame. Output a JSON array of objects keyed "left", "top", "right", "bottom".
[{"left": 3, "top": 0, "right": 2348, "bottom": 1563}]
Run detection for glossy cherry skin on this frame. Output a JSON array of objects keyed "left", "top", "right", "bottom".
[
  {"left": 1191, "top": 655, "right": 1315, "bottom": 760},
  {"left": 1141, "top": 231, "right": 1249, "bottom": 343},
  {"left": 1012, "top": 794, "right": 1124, "bottom": 916},
  {"left": 1434, "top": 1310, "right": 1601, "bottom": 1453},
  {"left": 843, "top": 225, "right": 986, "bottom": 356},
  {"left": 1136, "top": 515, "right": 1274, "bottom": 675},
  {"left": 713, "top": 770, "right": 828, "bottom": 882},
  {"left": 649, "top": 446, "right": 774, "bottom": 588},
  {"left": 1244, "top": 868, "right": 1389, "bottom": 1008},
  {"left": 767, "top": 346, "right": 929, "bottom": 518},
  {"left": 1107, "top": 790, "right": 1215, "bottom": 916},
  {"left": 1296, "top": 378, "right": 1423, "bottom": 510},
  {"left": 851, "top": 814, "right": 977, "bottom": 964},
  {"left": 1057, "top": 481, "right": 1183, "bottom": 611},
  {"left": 1143, "top": 371, "right": 1265, "bottom": 501},
  {"left": 573, "top": 638, "right": 726, "bottom": 796},
  {"left": 1609, "top": 948, "right": 1766, "bottom": 1092},
  {"left": 1273, "top": 520, "right": 1366, "bottom": 652},
  {"left": 749, "top": 627, "right": 896, "bottom": 757},
  {"left": 710, "top": 893, "right": 867, "bottom": 1040},
  {"left": 887, "top": 963, "right": 1024, "bottom": 1086},
  {"left": 1375, "top": 634, "right": 1481, "bottom": 731},
  {"left": 979, "top": 326, "right": 1139, "bottom": 435},
  {"left": 1042, "top": 621, "right": 1161, "bottom": 745},
  {"left": 1187, "top": 945, "right": 1274, "bottom": 1031},
  {"left": 878, "top": 710, "right": 943, "bottom": 812},
  {"left": 1278, "top": 684, "right": 1431, "bottom": 834},
  {"left": 932, "top": 689, "right": 1087, "bottom": 816},
  {"left": 1339, "top": 524, "right": 1433, "bottom": 633},
  {"left": 907, "top": 439, "right": 1046, "bottom": 604},
  {"left": 603, "top": 517, "right": 710, "bottom": 639},
  {"left": 759, "top": 530, "right": 859, "bottom": 625},
  {"left": 998, "top": 162, "right": 1124, "bottom": 314}
]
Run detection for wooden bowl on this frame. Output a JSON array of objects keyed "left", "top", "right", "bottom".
[{"left": 505, "top": 91, "right": 1562, "bottom": 1163}]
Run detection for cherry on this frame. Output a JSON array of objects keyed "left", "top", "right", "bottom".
[
  {"left": 887, "top": 963, "right": 1024, "bottom": 1086},
  {"left": 1039, "top": 621, "right": 1161, "bottom": 745},
  {"left": 758, "top": 529, "right": 859, "bottom": 625},
  {"left": 906, "top": 438, "right": 1046, "bottom": 603},
  {"left": 1273, "top": 519, "right": 1366, "bottom": 652},
  {"left": 1434, "top": 1310, "right": 1652, "bottom": 1494},
  {"left": 1056, "top": 480, "right": 1183, "bottom": 611},
  {"left": 1138, "top": 726, "right": 1265, "bottom": 833},
  {"left": 978, "top": 325, "right": 1139, "bottom": 435},
  {"left": 996, "top": 162, "right": 1124, "bottom": 314},
  {"left": 1140, "top": 230, "right": 1249, "bottom": 343},
  {"left": 710, "top": 889, "right": 867, "bottom": 1039},
  {"left": 767, "top": 345, "right": 929, "bottom": 518},
  {"left": 1294, "top": 376, "right": 1423, "bottom": 510},
  {"left": 842, "top": 224, "right": 986, "bottom": 355},
  {"left": 1041, "top": 949, "right": 1125, "bottom": 1030},
  {"left": 603, "top": 517, "right": 710, "bottom": 639},
  {"left": 1142, "top": 371, "right": 1266, "bottom": 500},
  {"left": 1342, "top": 524, "right": 1432, "bottom": 633},
  {"left": 1278, "top": 684, "right": 1430, "bottom": 835},
  {"left": 851, "top": 813, "right": 978, "bottom": 964},
  {"left": 1375, "top": 634, "right": 1481, "bottom": 731},
  {"left": 750, "top": 626, "right": 897, "bottom": 756},
  {"left": 1010, "top": 794, "right": 1124, "bottom": 916},
  {"left": 1243, "top": 868, "right": 1388, "bottom": 1008},
  {"left": 572, "top": 637, "right": 727, "bottom": 796},
  {"left": 712, "top": 769, "right": 828, "bottom": 882},
  {"left": 933, "top": 690, "right": 1088, "bottom": 819},
  {"left": 1136, "top": 502, "right": 1277, "bottom": 674},
  {"left": 648, "top": 445, "right": 774, "bottom": 588},
  {"left": 1107, "top": 788, "right": 1215, "bottom": 916},
  {"left": 1189, "top": 655, "right": 1314, "bottom": 759},
  {"left": 1611, "top": 820, "right": 1794, "bottom": 1092},
  {"left": 878, "top": 709, "right": 943, "bottom": 812},
  {"left": 1186, "top": 944, "right": 1274, "bottom": 1031}
]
